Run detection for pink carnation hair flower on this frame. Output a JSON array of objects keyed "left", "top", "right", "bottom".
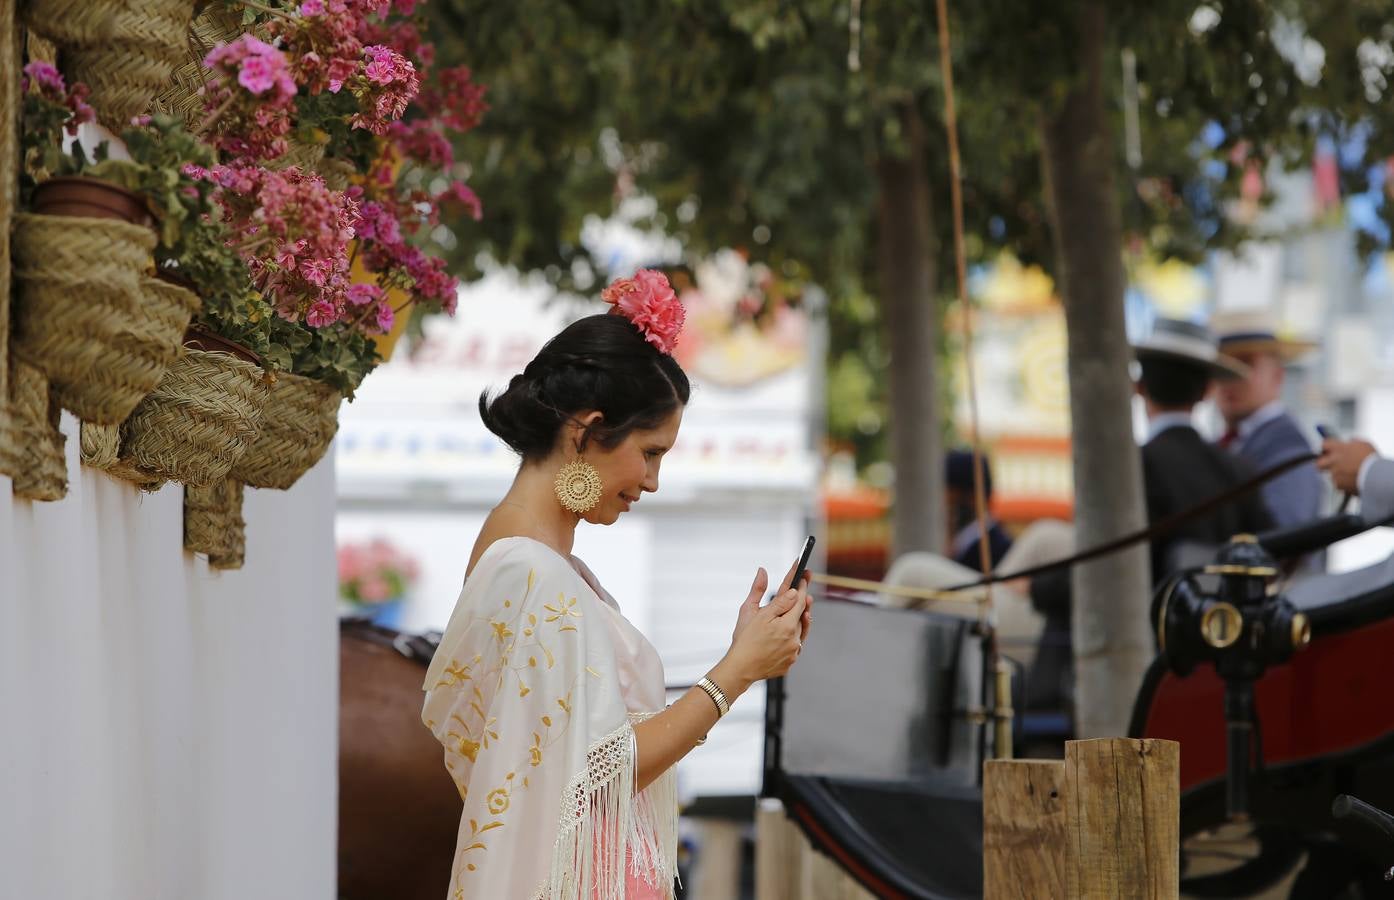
[{"left": 601, "top": 268, "right": 686, "bottom": 354}]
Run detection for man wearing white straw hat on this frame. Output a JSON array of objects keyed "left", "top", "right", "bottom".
[
  {"left": 1130, "top": 318, "right": 1276, "bottom": 579},
  {"left": 1025, "top": 320, "right": 1273, "bottom": 713},
  {"left": 1211, "top": 310, "right": 1324, "bottom": 539}
]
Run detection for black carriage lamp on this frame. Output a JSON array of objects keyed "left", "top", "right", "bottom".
[{"left": 1155, "top": 534, "right": 1312, "bottom": 821}]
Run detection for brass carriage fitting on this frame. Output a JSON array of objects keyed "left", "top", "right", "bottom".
[
  {"left": 1200, "top": 602, "right": 1244, "bottom": 650},
  {"left": 1292, "top": 612, "right": 1312, "bottom": 650},
  {"left": 1203, "top": 564, "right": 1279, "bottom": 578}
]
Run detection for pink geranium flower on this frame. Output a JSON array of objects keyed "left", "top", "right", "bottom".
[
  {"left": 601, "top": 269, "right": 686, "bottom": 354},
  {"left": 374, "top": 301, "right": 395, "bottom": 332}
]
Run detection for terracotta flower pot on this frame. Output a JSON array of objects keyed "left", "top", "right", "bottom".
[
  {"left": 30, "top": 176, "right": 153, "bottom": 227},
  {"left": 183, "top": 324, "right": 262, "bottom": 367}
]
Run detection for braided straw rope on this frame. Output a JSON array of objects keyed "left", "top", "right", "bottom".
[
  {"left": 184, "top": 477, "right": 246, "bottom": 570},
  {"left": 8, "top": 360, "right": 68, "bottom": 502},
  {"left": 79, "top": 421, "right": 120, "bottom": 469},
  {"left": 18, "top": 0, "right": 117, "bottom": 48},
  {"left": 229, "top": 372, "right": 341, "bottom": 489},
  {"left": 66, "top": 0, "right": 197, "bottom": 130},
  {"left": 11, "top": 217, "right": 197, "bottom": 425},
  {"left": 120, "top": 342, "right": 270, "bottom": 487},
  {"left": 0, "top": 0, "right": 18, "bottom": 479},
  {"left": 79, "top": 421, "right": 168, "bottom": 489}
]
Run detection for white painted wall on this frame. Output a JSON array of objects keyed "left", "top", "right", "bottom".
[{"left": 1, "top": 415, "right": 338, "bottom": 900}]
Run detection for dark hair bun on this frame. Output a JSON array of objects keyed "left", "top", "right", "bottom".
[{"left": 479, "top": 314, "right": 691, "bottom": 460}]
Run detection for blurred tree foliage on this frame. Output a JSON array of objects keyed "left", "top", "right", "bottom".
[{"left": 425, "top": 0, "right": 1394, "bottom": 504}]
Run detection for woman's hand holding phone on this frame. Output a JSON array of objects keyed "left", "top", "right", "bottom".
[{"left": 715, "top": 544, "right": 814, "bottom": 692}]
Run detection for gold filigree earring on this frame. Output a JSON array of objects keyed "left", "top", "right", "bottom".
[{"left": 554, "top": 458, "right": 603, "bottom": 514}]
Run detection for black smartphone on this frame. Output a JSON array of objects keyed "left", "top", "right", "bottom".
[{"left": 789, "top": 535, "right": 816, "bottom": 591}]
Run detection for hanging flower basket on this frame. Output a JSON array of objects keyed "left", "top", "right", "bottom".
[
  {"left": 11, "top": 213, "right": 195, "bottom": 426},
  {"left": 185, "top": 477, "right": 246, "bottom": 570},
  {"left": 156, "top": 5, "right": 246, "bottom": 131},
  {"left": 229, "top": 372, "right": 341, "bottom": 490},
  {"left": 19, "top": 0, "right": 118, "bottom": 49},
  {"left": 64, "top": 0, "right": 196, "bottom": 130},
  {"left": 117, "top": 320, "right": 270, "bottom": 488}
]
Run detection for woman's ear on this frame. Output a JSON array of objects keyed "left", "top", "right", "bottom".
[{"left": 564, "top": 410, "right": 604, "bottom": 453}]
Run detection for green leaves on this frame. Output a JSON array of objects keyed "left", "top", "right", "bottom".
[{"left": 269, "top": 318, "right": 381, "bottom": 397}]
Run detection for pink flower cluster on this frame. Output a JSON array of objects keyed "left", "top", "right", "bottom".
[
  {"left": 21, "top": 61, "right": 93, "bottom": 133},
  {"left": 283, "top": 0, "right": 377, "bottom": 95},
  {"left": 337, "top": 537, "right": 420, "bottom": 605},
  {"left": 352, "top": 193, "right": 459, "bottom": 315},
  {"left": 389, "top": 65, "right": 487, "bottom": 170},
  {"left": 271, "top": 3, "right": 418, "bottom": 135},
  {"left": 348, "top": 45, "right": 419, "bottom": 134},
  {"left": 202, "top": 35, "right": 297, "bottom": 160},
  {"left": 601, "top": 269, "right": 687, "bottom": 355},
  {"left": 212, "top": 163, "right": 384, "bottom": 330},
  {"left": 358, "top": 17, "right": 432, "bottom": 68}
]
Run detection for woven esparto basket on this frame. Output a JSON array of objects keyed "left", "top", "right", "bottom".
[
  {"left": 19, "top": 0, "right": 118, "bottom": 49},
  {"left": 120, "top": 342, "right": 270, "bottom": 488},
  {"left": 11, "top": 215, "right": 197, "bottom": 425},
  {"left": 229, "top": 372, "right": 341, "bottom": 490},
  {"left": 272, "top": 139, "right": 327, "bottom": 173},
  {"left": 65, "top": 0, "right": 197, "bottom": 129},
  {"left": 156, "top": 5, "right": 245, "bottom": 131},
  {"left": 184, "top": 477, "right": 246, "bottom": 569},
  {"left": 317, "top": 157, "right": 355, "bottom": 192},
  {"left": 7, "top": 360, "right": 68, "bottom": 502}
]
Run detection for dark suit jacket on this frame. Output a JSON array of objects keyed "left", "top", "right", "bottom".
[
  {"left": 1143, "top": 424, "right": 1275, "bottom": 578},
  {"left": 1025, "top": 424, "right": 1274, "bottom": 711}
]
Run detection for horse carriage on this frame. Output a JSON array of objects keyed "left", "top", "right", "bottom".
[
  {"left": 765, "top": 514, "right": 1394, "bottom": 899},
  {"left": 333, "top": 513, "right": 1394, "bottom": 899}
]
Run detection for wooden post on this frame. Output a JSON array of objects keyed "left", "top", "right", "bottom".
[
  {"left": 691, "top": 818, "right": 743, "bottom": 900},
  {"left": 984, "top": 738, "right": 1179, "bottom": 899},
  {"left": 756, "top": 798, "right": 801, "bottom": 900},
  {"left": 756, "top": 798, "right": 876, "bottom": 900},
  {"left": 1065, "top": 738, "right": 1179, "bottom": 898},
  {"left": 984, "top": 759, "right": 1068, "bottom": 897}
]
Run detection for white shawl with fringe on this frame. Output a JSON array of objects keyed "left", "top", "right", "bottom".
[{"left": 423, "top": 536, "right": 679, "bottom": 900}]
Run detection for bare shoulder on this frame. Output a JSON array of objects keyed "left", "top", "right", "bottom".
[{"left": 466, "top": 508, "right": 539, "bottom": 577}]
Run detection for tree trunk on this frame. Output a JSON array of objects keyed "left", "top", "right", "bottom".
[
  {"left": 1039, "top": 3, "right": 1153, "bottom": 738},
  {"left": 876, "top": 101, "right": 944, "bottom": 559}
]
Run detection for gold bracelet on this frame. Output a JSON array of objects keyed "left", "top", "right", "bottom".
[{"left": 696, "top": 676, "right": 731, "bottom": 718}]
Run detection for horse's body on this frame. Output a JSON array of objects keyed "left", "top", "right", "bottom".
[{"left": 339, "top": 621, "right": 457, "bottom": 900}]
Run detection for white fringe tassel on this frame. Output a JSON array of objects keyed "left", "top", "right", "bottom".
[{"left": 540, "top": 717, "right": 679, "bottom": 900}]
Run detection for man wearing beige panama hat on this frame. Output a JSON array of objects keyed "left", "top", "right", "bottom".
[{"left": 1211, "top": 310, "right": 1324, "bottom": 542}]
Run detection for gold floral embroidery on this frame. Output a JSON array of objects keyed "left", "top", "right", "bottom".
[
  {"left": 458, "top": 772, "right": 517, "bottom": 874},
  {"left": 439, "top": 564, "right": 598, "bottom": 888},
  {"left": 543, "top": 593, "right": 582, "bottom": 632}
]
